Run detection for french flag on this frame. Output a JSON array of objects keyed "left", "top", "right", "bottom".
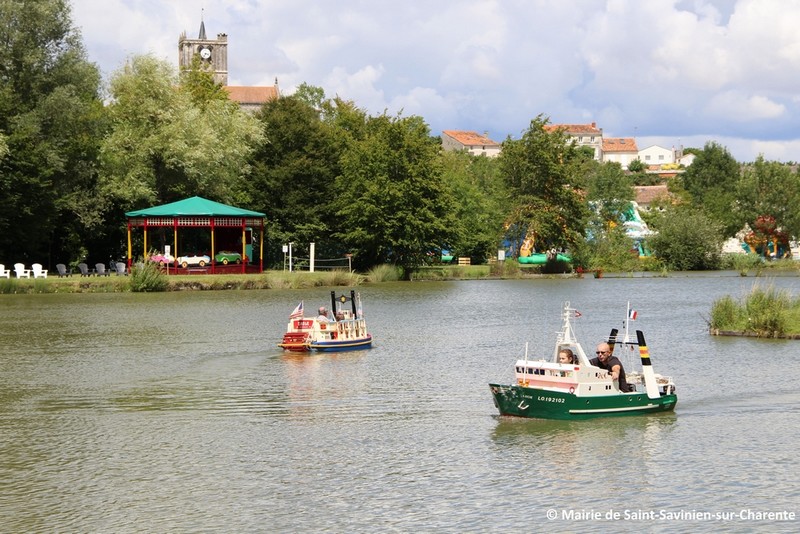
[{"left": 628, "top": 309, "right": 638, "bottom": 321}]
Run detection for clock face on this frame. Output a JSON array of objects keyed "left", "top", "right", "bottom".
[{"left": 199, "top": 47, "right": 212, "bottom": 60}]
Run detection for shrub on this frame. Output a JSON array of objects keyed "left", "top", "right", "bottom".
[{"left": 129, "top": 261, "right": 167, "bottom": 292}]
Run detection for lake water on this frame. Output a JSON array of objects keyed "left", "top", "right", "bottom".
[{"left": 1, "top": 275, "right": 799, "bottom": 532}]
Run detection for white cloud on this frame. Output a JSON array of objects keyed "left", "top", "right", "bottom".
[{"left": 70, "top": 0, "right": 800, "bottom": 162}]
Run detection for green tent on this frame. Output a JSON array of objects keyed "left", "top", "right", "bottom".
[{"left": 125, "top": 196, "right": 266, "bottom": 274}]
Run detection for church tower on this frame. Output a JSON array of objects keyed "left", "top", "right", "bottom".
[{"left": 178, "top": 16, "right": 228, "bottom": 85}]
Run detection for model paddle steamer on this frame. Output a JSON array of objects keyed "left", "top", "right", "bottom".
[{"left": 279, "top": 290, "right": 373, "bottom": 352}]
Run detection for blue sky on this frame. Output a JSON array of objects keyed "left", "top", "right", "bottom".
[{"left": 71, "top": 0, "right": 800, "bottom": 163}]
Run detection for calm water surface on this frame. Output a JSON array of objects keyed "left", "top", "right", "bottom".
[{"left": 1, "top": 276, "right": 799, "bottom": 533}]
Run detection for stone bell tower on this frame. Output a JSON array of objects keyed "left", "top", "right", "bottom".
[{"left": 178, "top": 16, "right": 228, "bottom": 85}]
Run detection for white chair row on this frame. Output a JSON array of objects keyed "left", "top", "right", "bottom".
[{"left": 0, "top": 263, "right": 49, "bottom": 278}]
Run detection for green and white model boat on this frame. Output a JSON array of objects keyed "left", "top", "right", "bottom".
[{"left": 489, "top": 302, "right": 677, "bottom": 420}]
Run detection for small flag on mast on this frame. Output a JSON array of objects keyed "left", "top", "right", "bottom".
[
  {"left": 628, "top": 308, "right": 638, "bottom": 320},
  {"left": 290, "top": 301, "right": 304, "bottom": 319}
]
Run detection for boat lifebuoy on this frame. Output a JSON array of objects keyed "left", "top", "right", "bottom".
[{"left": 569, "top": 386, "right": 575, "bottom": 394}]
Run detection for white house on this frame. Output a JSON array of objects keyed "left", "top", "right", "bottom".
[
  {"left": 601, "top": 138, "right": 638, "bottom": 169},
  {"left": 638, "top": 145, "right": 675, "bottom": 166},
  {"left": 441, "top": 130, "right": 501, "bottom": 157},
  {"left": 544, "top": 122, "right": 603, "bottom": 160}
]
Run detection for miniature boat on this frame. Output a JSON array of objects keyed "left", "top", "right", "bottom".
[
  {"left": 489, "top": 302, "right": 677, "bottom": 420},
  {"left": 279, "top": 290, "right": 373, "bottom": 352}
]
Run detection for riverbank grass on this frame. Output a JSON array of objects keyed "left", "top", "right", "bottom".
[{"left": 710, "top": 283, "right": 800, "bottom": 337}]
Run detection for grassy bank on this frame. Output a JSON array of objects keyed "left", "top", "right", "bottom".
[{"left": 709, "top": 283, "right": 800, "bottom": 338}]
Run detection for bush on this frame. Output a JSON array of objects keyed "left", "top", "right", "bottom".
[
  {"left": 649, "top": 207, "right": 723, "bottom": 270},
  {"left": 129, "top": 261, "right": 168, "bottom": 292}
]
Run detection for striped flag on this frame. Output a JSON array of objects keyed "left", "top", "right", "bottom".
[
  {"left": 290, "top": 301, "right": 304, "bottom": 319},
  {"left": 628, "top": 308, "right": 638, "bottom": 320}
]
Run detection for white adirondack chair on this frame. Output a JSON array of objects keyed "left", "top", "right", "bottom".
[
  {"left": 14, "top": 263, "right": 31, "bottom": 278},
  {"left": 32, "top": 263, "right": 48, "bottom": 278},
  {"left": 0, "top": 264, "right": 10, "bottom": 278}
]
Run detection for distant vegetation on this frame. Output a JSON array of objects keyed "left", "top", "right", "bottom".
[{"left": 709, "top": 283, "right": 800, "bottom": 338}]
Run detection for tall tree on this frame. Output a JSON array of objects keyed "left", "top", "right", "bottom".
[
  {"left": 678, "top": 141, "right": 742, "bottom": 236},
  {"left": 440, "top": 150, "right": 506, "bottom": 261},
  {"left": 247, "top": 94, "right": 344, "bottom": 266},
  {"left": 99, "top": 55, "right": 263, "bottom": 211},
  {"left": 335, "top": 113, "right": 456, "bottom": 278},
  {"left": 0, "top": 0, "right": 105, "bottom": 266},
  {"left": 499, "top": 115, "right": 589, "bottom": 254}
]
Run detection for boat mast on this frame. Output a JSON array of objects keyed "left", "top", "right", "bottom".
[{"left": 636, "top": 330, "right": 661, "bottom": 399}]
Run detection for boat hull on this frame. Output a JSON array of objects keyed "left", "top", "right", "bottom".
[
  {"left": 489, "top": 384, "right": 677, "bottom": 420},
  {"left": 309, "top": 335, "right": 373, "bottom": 352}
]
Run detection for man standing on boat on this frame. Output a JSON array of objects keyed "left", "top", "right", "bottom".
[
  {"left": 317, "top": 307, "right": 331, "bottom": 323},
  {"left": 591, "top": 342, "right": 631, "bottom": 392}
]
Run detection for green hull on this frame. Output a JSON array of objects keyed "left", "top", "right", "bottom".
[{"left": 489, "top": 384, "right": 677, "bottom": 421}]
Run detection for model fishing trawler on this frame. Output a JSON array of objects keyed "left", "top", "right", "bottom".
[
  {"left": 279, "top": 290, "right": 373, "bottom": 352},
  {"left": 489, "top": 302, "right": 677, "bottom": 420}
]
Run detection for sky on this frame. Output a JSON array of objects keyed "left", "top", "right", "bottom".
[{"left": 71, "top": 0, "right": 800, "bottom": 163}]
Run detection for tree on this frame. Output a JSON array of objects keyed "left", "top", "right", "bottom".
[
  {"left": 0, "top": 0, "right": 106, "bottom": 265},
  {"left": 247, "top": 94, "right": 344, "bottom": 266},
  {"left": 648, "top": 206, "right": 723, "bottom": 270},
  {"left": 498, "top": 115, "right": 589, "bottom": 254},
  {"left": 737, "top": 156, "right": 800, "bottom": 241},
  {"left": 334, "top": 113, "right": 456, "bottom": 278},
  {"left": 439, "top": 150, "right": 506, "bottom": 262},
  {"left": 99, "top": 55, "right": 264, "bottom": 210},
  {"left": 678, "top": 141, "right": 742, "bottom": 236}
]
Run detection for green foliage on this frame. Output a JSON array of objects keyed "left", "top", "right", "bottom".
[
  {"left": 710, "top": 284, "right": 796, "bottom": 337},
  {"left": 248, "top": 95, "right": 344, "bottom": 265},
  {"left": 720, "top": 253, "right": 764, "bottom": 275},
  {"left": 499, "top": 115, "right": 590, "bottom": 253},
  {"left": 678, "top": 141, "right": 743, "bottom": 237},
  {"left": 99, "top": 55, "right": 264, "bottom": 210},
  {"left": 585, "top": 225, "right": 642, "bottom": 273},
  {"left": 648, "top": 206, "right": 723, "bottom": 270},
  {"left": 129, "top": 260, "right": 168, "bottom": 292},
  {"left": 334, "top": 113, "right": 457, "bottom": 279},
  {"left": 179, "top": 55, "right": 232, "bottom": 109},
  {"left": 0, "top": 0, "right": 106, "bottom": 264},
  {"left": 440, "top": 150, "right": 506, "bottom": 261},
  {"left": 627, "top": 159, "right": 646, "bottom": 173},
  {"left": 737, "top": 156, "right": 800, "bottom": 240},
  {"left": 365, "top": 264, "right": 401, "bottom": 282},
  {"left": 709, "top": 295, "right": 743, "bottom": 330}
]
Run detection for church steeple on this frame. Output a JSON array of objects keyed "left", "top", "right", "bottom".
[{"left": 198, "top": 10, "right": 207, "bottom": 39}]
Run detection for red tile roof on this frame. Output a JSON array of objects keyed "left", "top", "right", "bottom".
[
  {"left": 442, "top": 130, "right": 499, "bottom": 147},
  {"left": 635, "top": 185, "right": 672, "bottom": 205},
  {"left": 544, "top": 122, "right": 601, "bottom": 135},
  {"left": 602, "top": 137, "right": 638, "bottom": 153},
  {"left": 224, "top": 86, "right": 279, "bottom": 105}
]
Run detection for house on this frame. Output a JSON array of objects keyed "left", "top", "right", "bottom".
[
  {"left": 678, "top": 152, "right": 696, "bottom": 167},
  {"left": 601, "top": 138, "right": 638, "bottom": 169},
  {"left": 639, "top": 145, "right": 675, "bottom": 166},
  {"left": 224, "top": 83, "right": 280, "bottom": 113},
  {"left": 544, "top": 122, "right": 603, "bottom": 160},
  {"left": 634, "top": 184, "right": 673, "bottom": 210},
  {"left": 441, "top": 130, "right": 501, "bottom": 157}
]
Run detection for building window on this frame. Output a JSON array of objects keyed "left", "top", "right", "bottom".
[
  {"left": 658, "top": 155, "right": 664, "bottom": 161},
  {"left": 645, "top": 155, "right": 651, "bottom": 161}
]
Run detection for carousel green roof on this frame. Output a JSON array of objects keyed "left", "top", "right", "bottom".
[{"left": 125, "top": 196, "right": 265, "bottom": 218}]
